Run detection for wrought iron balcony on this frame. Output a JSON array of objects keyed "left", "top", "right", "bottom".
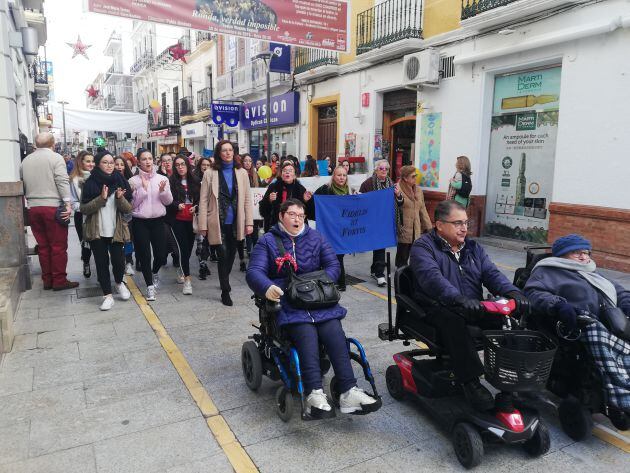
[
  {"left": 294, "top": 48, "right": 339, "bottom": 75},
  {"left": 195, "top": 31, "right": 214, "bottom": 45},
  {"left": 356, "top": 0, "right": 423, "bottom": 56},
  {"left": 149, "top": 112, "right": 179, "bottom": 130},
  {"left": 130, "top": 51, "right": 154, "bottom": 75},
  {"left": 180, "top": 96, "right": 194, "bottom": 116},
  {"left": 461, "top": 0, "right": 520, "bottom": 20},
  {"left": 196, "top": 87, "right": 212, "bottom": 111},
  {"left": 32, "top": 56, "right": 48, "bottom": 84}
]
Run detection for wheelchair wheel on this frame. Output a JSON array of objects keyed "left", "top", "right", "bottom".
[
  {"left": 241, "top": 341, "right": 263, "bottom": 391},
  {"left": 523, "top": 420, "right": 551, "bottom": 457},
  {"left": 452, "top": 422, "right": 483, "bottom": 469},
  {"left": 608, "top": 405, "right": 630, "bottom": 431},
  {"left": 329, "top": 376, "right": 341, "bottom": 408},
  {"left": 559, "top": 398, "right": 593, "bottom": 441},
  {"left": 276, "top": 386, "right": 293, "bottom": 422},
  {"left": 385, "top": 365, "right": 405, "bottom": 400}
]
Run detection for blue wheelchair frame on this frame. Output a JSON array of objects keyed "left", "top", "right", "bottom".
[{"left": 243, "top": 295, "right": 381, "bottom": 421}]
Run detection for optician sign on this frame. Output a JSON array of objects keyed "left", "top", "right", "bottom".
[
  {"left": 211, "top": 103, "right": 240, "bottom": 127},
  {"left": 87, "top": 0, "right": 349, "bottom": 52},
  {"left": 240, "top": 92, "right": 299, "bottom": 130}
]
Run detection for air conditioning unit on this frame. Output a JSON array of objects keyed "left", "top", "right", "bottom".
[{"left": 402, "top": 49, "right": 440, "bottom": 87}]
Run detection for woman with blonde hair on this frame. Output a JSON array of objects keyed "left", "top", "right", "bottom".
[
  {"left": 446, "top": 155, "right": 472, "bottom": 208},
  {"left": 396, "top": 165, "right": 432, "bottom": 267}
]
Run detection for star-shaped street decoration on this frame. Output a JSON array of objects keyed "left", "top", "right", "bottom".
[
  {"left": 168, "top": 43, "right": 189, "bottom": 63},
  {"left": 86, "top": 85, "right": 99, "bottom": 99},
  {"left": 66, "top": 35, "right": 92, "bottom": 60}
]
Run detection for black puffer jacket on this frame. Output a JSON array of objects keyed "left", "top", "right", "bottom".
[{"left": 259, "top": 179, "right": 308, "bottom": 231}]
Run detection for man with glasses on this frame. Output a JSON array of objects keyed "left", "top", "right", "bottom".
[
  {"left": 359, "top": 159, "right": 403, "bottom": 286},
  {"left": 408, "top": 200, "right": 529, "bottom": 410}
]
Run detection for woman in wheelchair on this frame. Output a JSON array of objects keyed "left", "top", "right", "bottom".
[
  {"left": 246, "top": 199, "right": 379, "bottom": 416},
  {"left": 524, "top": 234, "right": 630, "bottom": 416}
]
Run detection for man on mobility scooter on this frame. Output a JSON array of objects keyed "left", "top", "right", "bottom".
[
  {"left": 246, "top": 199, "right": 380, "bottom": 418},
  {"left": 408, "top": 200, "right": 530, "bottom": 410}
]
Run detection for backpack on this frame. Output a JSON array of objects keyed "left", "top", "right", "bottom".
[{"left": 456, "top": 172, "right": 472, "bottom": 199}]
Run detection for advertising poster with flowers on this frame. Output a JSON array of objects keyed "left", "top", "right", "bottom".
[{"left": 418, "top": 112, "right": 441, "bottom": 188}]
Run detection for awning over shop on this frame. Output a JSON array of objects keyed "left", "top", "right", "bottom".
[{"left": 51, "top": 104, "right": 148, "bottom": 134}]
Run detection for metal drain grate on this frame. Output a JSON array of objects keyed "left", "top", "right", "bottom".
[
  {"left": 345, "top": 274, "right": 366, "bottom": 285},
  {"left": 76, "top": 286, "right": 104, "bottom": 299}
]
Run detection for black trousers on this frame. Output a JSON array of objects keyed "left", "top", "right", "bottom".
[
  {"left": 337, "top": 254, "right": 346, "bottom": 288},
  {"left": 424, "top": 307, "right": 503, "bottom": 383},
  {"left": 371, "top": 248, "right": 386, "bottom": 277},
  {"left": 395, "top": 243, "right": 412, "bottom": 268},
  {"left": 171, "top": 220, "right": 195, "bottom": 277},
  {"left": 215, "top": 224, "right": 239, "bottom": 292},
  {"left": 89, "top": 237, "right": 124, "bottom": 295},
  {"left": 132, "top": 217, "right": 167, "bottom": 286},
  {"left": 245, "top": 221, "right": 261, "bottom": 253},
  {"left": 73, "top": 212, "right": 92, "bottom": 264}
]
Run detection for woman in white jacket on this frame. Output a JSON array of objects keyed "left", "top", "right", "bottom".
[{"left": 69, "top": 151, "right": 95, "bottom": 277}]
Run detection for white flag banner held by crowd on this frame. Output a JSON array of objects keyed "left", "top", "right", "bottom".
[
  {"left": 51, "top": 104, "right": 148, "bottom": 134},
  {"left": 249, "top": 174, "right": 368, "bottom": 221}
]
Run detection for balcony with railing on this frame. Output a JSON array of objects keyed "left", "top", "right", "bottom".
[
  {"left": 356, "top": 0, "right": 423, "bottom": 62},
  {"left": 180, "top": 96, "right": 194, "bottom": 117},
  {"left": 149, "top": 111, "right": 179, "bottom": 130},
  {"left": 216, "top": 61, "right": 290, "bottom": 99},
  {"left": 197, "top": 87, "right": 212, "bottom": 112},
  {"left": 130, "top": 51, "right": 154, "bottom": 75},
  {"left": 460, "top": 0, "right": 588, "bottom": 32},
  {"left": 32, "top": 57, "right": 48, "bottom": 85},
  {"left": 294, "top": 48, "right": 339, "bottom": 78}
]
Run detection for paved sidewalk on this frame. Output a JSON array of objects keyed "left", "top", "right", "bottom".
[{"left": 0, "top": 229, "right": 628, "bottom": 472}]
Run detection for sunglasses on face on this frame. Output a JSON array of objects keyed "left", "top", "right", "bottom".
[{"left": 377, "top": 166, "right": 390, "bottom": 171}]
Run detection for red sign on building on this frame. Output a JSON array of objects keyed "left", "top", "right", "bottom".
[
  {"left": 361, "top": 92, "right": 370, "bottom": 108},
  {"left": 88, "top": 0, "right": 349, "bottom": 52}
]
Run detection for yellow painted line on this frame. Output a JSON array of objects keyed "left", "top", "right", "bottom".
[
  {"left": 593, "top": 425, "right": 630, "bottom": 453},
  {"left": 126, "top": 277, "right": 258, "bottom": 473},
  {"left": 496, "top": 263, "right": 518, "bottom": 272}
]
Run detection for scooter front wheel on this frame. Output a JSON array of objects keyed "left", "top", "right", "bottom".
[
  {"left": 452, "top": 422, "right": 484, "bottom": 469},
  {"left": 385, "top": 365, "right": 405, "bottom": 400},
  {"left": 523, "top": 420, "right": 551, "bottom": 456}
]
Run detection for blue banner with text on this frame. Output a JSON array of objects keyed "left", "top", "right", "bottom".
[{"left": 314, "top": 188, "right": 397, "bottom": 254}]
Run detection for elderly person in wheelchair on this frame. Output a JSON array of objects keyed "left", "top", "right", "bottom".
[
  {"left": 524, "top": 234, "right": 630, "bottom": 416},
  {"left": 408, "top": 200, "right": 529, "bottom": 411},
  {"left": 246, "top": 198, "right": 379, "bottom": 417}
]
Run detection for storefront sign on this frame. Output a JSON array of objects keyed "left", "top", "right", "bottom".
[
  {"left": 418, "top": 113, "right": 442, "bottom": 188},
  {"left": 181, "top": 121, "right": 206, "bottom": 139},
  {"left": 240, "top": 92, "right": 299, "bottom": 130},
  {"left": 485, "top": 67, "right": 562, "bottom": 243},
  {"left": 158, "top": 135, "right": 179, "bottom": 145},
  {"left": 150, "top": 129, "right": 169, "bottom": 137},
  {"left": 87, "top": 0, "right": 349, "bottom": 52},
  {"left": 211, "top": 103, "right": 240, "bottom": 127},
  {"left": 269, "top": 43, "right": 291, "bottom": 74}
]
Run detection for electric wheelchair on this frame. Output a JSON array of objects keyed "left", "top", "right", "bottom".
[
  {"left": 514, "top": 246, "right": 630, "bottom": 438},
  {"left": 241, "top": 295, "right": 382, "bottom": 422},
  {"left": 379, "top": 263, "right": 555, "bottom": 469}
]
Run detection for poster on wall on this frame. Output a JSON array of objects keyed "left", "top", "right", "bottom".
[
  {"left": 485, "top": 67, "right": 561, "bottom": 243},
  {"left": 87, "top": 0, "right": 349, "bottom": 52},
  {"left": 418, "top": 112, "right": 442, "bottom": 188},
  {"left": 374, "top": 133, "right": 382, "bottom": 160},
  {"left": 344, "top": 132, "right": 356, "bottom": 157}
]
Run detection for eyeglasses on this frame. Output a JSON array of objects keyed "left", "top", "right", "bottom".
[
  {"left": 568, "top": 250, "right": 591, "bottom": 257},
  {"left": 100, "top": 161, "right": 115, "bottom": 166},
  {"left": 440, "top": 220, "right": 469, "bottom": 228},
  {"left": 174, "top": 162, "right": 187, "bottom": 167},
  {"left": 285, "top": 211, "right": 305, "bottom": 221}
]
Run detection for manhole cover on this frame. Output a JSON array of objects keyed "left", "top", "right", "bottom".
[
  {"left": 76, "top": 286, "right": 104, "bottom": 299},
  {"left": 345, "top": 275, "right": 366, "bottom": 285}
]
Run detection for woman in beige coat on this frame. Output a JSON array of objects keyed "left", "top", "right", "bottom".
[
  {"left": 396, "top": 165, "right": 432, "bottom": 268},
  {"left": 198, "top": 140, "right": 254, "bottom": 306}
]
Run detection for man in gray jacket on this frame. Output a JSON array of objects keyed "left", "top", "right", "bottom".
[{"left": 22, "top": 133, "right": 78, "bottom": 290}]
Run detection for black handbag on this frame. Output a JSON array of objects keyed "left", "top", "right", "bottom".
[
  {"left": 273, "top": 235, "right": 340, "bottom": 310},
  {"left": 596, "top": 290, "right": 630, "bottom": 341}
]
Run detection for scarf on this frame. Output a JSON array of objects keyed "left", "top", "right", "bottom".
[
  {"left": 330, "top": 181, "right": 349, "bottom": 195},
  {"left": 81, "top": 167, "right": 132, "bottom": 204},
  {"left": 371, "top": 173, "right": 400, "bottom": 226},
  {"left": 534, "top": 257, "right": 618, "bottom": 305},
  {"left": 278, "top": 221, "right": 307, "bottom": 238},
  {"left": 217, "top": 167, "right": 238, "bottom": 235}
]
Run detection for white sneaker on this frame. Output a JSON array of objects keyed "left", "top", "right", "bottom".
[
  {"left": 125, "top": 263, "right": 135, "bottom": 276},
  {"left": 305, "top": 388, "right": 332, "bottom": 414},
  {"left": 116, "top": 282, "right": 131, "bottom": 301},
  {"left": 176, "top": 269, "right": 185, "bottom": 284},
  {"left": 339, "top": 386, "right": 378, "bottom": 414},
  {"left": 372, "top": 274, "right": 386, "bottom": 287},
  {"left": 182, "top": 279, "right": 192, "bottom": 295},
  {"left": 146, "top": 285, "right": 156, "bottom": 301},
  {"left": 152, "top": 270, "right": 161, "bottom": 289},
  {"left": 99, "top": 295, "right": 115, "bottom": 311}
]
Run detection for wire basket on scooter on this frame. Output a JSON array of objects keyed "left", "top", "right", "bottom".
[{"left": 483, "top": 330, "right": 557, "bottom": 392}]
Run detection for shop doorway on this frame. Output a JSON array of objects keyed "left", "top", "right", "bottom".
[
  {"left": 317, "top": 104, "right": 337, "bottom": 160},
  {"left": 382, "top": 89, "right": 417, "bottom": 180},
  {"left": 390, "top": 117, "right": 416, "bottom": 181}
]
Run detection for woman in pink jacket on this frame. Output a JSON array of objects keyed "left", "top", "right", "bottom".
[{"left": 129, "top": 148, "right": 173, "bottom": 301}]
